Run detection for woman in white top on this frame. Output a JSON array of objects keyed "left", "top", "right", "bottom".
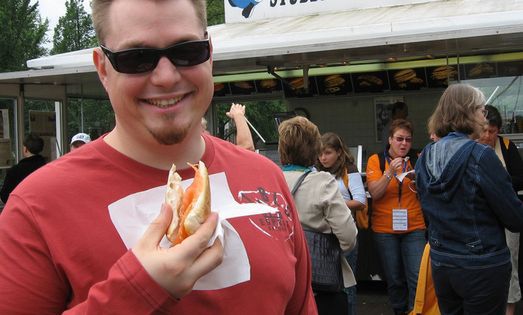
[{"left": 317, "top": 132, "right": 367, "bottom": 315}]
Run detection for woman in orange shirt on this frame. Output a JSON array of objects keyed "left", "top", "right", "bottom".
[{"left": 366, "top": 119, "right": 426, "bottom": 315}]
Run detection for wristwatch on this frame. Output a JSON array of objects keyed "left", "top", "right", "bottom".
[{"left": 385, "top": 173, "right": 392, "bottom": 180}]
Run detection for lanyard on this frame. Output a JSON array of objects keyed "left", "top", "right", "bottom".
[{"left": 385, "top": 150, "right": 409, "bottom": 207}]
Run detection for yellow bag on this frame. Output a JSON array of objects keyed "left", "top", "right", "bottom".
[
  {"left": 342, "top": 170, "right": 369, "bottom": 230},
  {"left": 410, "top": 243, "right": 440, "bottom": 315}
]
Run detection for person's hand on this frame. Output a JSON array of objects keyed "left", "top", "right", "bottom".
[
  {"left": 132, "top": 204, "right": 223, "bottom": 298},
  {"left": 226, "top": 103, "right": 246, "bottom": 120},
  {"left": 388, "top": 157, "right": 407, "bottom": 176}
]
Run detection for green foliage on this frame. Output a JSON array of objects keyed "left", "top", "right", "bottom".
[
  {"left": 66, "top": 98, "right": 115, "bottom": 142},
  {"left": 0, "top": 0, "right": 48, "bottom": 71},
  {"left": 51, "top": 0, "right": 96, "bottom": 54},
  {"left": 207, "top": 0, "right": 225, "bottom": 26},
  {"left": 215, "top": 100, "right": 288, "bottom": 146}
]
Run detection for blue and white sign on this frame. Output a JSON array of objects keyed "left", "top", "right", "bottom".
[{"left": 224, "top": 0, "right": 441, "bottom": 23}]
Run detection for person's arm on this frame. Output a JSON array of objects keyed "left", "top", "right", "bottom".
[
  {"left": 346, "top": 172, "right": 367, "bottom": 211},
  {"left": 226, "top": 103, "right": 255, "bottom": 151},
  {"left": 366, "top": 154, "right": 391, "bottom": 201},
  {"left": 0, "top": 168, "right": 16, "bottom": 203},
  {"left": 0, "top": 200, "right": 223, "bottom": 314},
  {"left": 478, "top": 148, "right": 523, "bottom": 232},
  {"left": 321, "top": 176, "right": 358, "bottom": 252},
  {"left": 284, "top": 193, "right": 318, "bottom": 315},
  {"left": 505, "top": 140, "right": 523, "bottom": 192}
]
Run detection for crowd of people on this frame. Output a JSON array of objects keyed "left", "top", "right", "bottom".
[{"left": 0, "top": 1, "right": 522, "bottom": 314}]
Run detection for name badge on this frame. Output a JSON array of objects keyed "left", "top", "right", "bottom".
[{"left": 392, "top": 208, "right": 408, "bottom": 231}]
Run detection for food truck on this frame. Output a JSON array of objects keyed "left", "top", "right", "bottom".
[{"left": 0, "top": 0, "right": 522, "bottom": 279}]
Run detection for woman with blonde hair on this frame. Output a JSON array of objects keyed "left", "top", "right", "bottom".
[
  {"left": 416, "top": 83, "right": 523, "bottom": 314},
  {"left": 279, "top": 116, "right": 358, "bottom": 315}
]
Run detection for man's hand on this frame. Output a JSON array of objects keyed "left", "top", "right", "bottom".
[{"left": 132, "top": 204, "right": 223, "bottom": 298}]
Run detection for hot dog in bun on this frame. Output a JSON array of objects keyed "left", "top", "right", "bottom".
[{"left": 165, "top": 161, "right": 211, "bottom": 245}]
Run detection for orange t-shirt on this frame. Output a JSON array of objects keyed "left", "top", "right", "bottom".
[{"left": 366, "top": 153, "right": 425, "bottom": 234}]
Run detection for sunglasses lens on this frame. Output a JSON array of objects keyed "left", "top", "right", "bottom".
[
  {"left": 168, "top": 41, "right": 210, "bottom": 66},
  {"left": 116, "top": 49, "right": 158, "bottom": 74},
  {"left": 103, "top": 40, "right": 210, "bottom": 74}
]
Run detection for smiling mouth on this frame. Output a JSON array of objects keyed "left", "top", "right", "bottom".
[{"left": 144, "top": 95, "right": 184, "bottom": 108}]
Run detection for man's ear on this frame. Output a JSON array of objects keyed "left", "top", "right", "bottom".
[{"left": 93, "top": 48, "right": 110, "bottom": 90}]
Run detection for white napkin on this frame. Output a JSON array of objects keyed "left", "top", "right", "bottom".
[
  {"left": 108, "top": 172, "right": 277, "bottom": 290},
  {"left": 396, "top": 169, "right": 415, "bottom": 183}
]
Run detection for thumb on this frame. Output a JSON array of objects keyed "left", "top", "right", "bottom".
[{"left": 139, "top": 203, "right": 173, "bottom": 249}]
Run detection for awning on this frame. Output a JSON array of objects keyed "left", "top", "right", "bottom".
[{"left": 1, "top": 0, "right": 522, "bottom": 88}]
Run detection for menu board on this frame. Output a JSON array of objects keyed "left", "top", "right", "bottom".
[
  {"left": 213, "top": 82, "right": 230, "bottom": 97},
  {"left": 465, "top": 63, "right": 497, "bottom": 79},
  {"left": 317, "top": 74, "right": 352, "bottom": 95},
  {"left": 389, "top": 68, "right": 427, "bottom": 90},
  {"left": 255, "top": 79, "right": 282, "bottom": 93},
  {"left": 497, "top": 61, "right": 523, "bottom": 77},
  {"left": 426, "top": 65, "right": 459, "bottom": 88},
  {"left": 353, "top": 71, "right": 389, "bottom": 93},
  {"left": 283, "top": 77, "right": 318, "bottom": 98},
  {"left": 230, "top": 80, "right": 256, "bottom": 95}
]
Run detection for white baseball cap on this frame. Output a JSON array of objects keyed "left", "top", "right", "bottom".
[{"left": 71, "top": 133, "right": 91, "bottom": 145}]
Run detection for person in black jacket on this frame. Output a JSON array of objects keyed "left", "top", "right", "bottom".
[{"left": 0, "top": 134, "right": 46, "bottom": 204}]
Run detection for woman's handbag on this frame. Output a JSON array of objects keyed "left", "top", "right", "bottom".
[
  {"left": 302, "top": 230, "right": 344, "bottom": 292},
  {"left": 290, "top": 170, "right": 344, "bottom": 292}
]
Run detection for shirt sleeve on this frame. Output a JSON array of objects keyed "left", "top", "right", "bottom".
[
  {"left": 283, "top": 189, "right": 318, "bottom": 315},
  {"left": 365, "top": 154, "right": 383, "bottom": 182},
  {"left": 478, "top": 148, "right": 523, "bottom": 232},
  {"left": 506, "top": 140, "right": 523, "bottom": 192},
  {"left": 0, "top": 196, "right": 177, "bottom": 315},
  {"left": 348, "top": 172, "right": 367, "bottom": 205},
  {"left": 320, "top": 175, "right": 358, "bottom": 252}
]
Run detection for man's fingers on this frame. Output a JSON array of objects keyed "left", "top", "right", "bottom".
[
  {"left": 185, "top": 238, "right": 224, "bottom": 281},
  {"left": 176, "top": 212, "right": 219, "bottom": 258},
  {"left": 139, "top": 203, "right": 173, "bottom": 249}
]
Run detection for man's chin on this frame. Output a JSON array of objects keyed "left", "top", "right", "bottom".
[{"left": 149, "top": 128, "right": 188, "bottom": 145}]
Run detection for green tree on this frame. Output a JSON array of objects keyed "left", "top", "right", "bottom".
[
  {"left": 207, "top": 0, "right": 225, "bottom": 26},
  {"left": 0, "top": 0, "right": 48, "bottom": 71},
  {"left": 51, "top": 0, "right": 96, "bottom": 54}
]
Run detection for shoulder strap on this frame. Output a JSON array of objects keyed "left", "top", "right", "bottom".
[
  {"left": 378, "top": 151, "right": 386, "bottom": 173},
  {"left": 342, "top": 169, "right": 353, "bottom": 200},
  {"left": 291, "top": 170, "right": 311, "bottom": 196},
  {"left": 407, "top": 149, "right": 418, "bottom": 167},
  {"left": 290, "top": 171, "right": 312, "bottom": 196}
]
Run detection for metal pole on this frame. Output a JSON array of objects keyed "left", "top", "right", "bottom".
[{"left": 244, "top": 117, "right": 266, "bottom": 143}]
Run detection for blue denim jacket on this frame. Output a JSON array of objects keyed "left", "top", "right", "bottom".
[{"left": 415, "top": 132, "right": 523, "bottom": 269}]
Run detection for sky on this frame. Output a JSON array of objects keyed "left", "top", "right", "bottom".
[{"left": 36, "top": 0, "right": 92, "bottom": 47}]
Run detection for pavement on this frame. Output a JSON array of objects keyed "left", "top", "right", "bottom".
[
  {"left": 356, "top": 281, "right": 523, "bottom": 315},
  {"left": 356, "top": 281, "right": 394, "bottom": 315}
]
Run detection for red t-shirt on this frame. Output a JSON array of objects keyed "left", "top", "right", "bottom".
[{"left": 0, "top": 134, "right": 316, "bottom": 314}]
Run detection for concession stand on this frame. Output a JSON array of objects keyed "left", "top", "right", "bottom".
[{"left": 1, "top": 0, "right": 523, "bottom": 279}]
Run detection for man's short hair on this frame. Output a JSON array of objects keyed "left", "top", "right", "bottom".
[
  {"left": 91, "top": 0, "right": 208, "bottom": 45},
  {"left": 23, "top": 134, "right": 44, "bottom": 155}
]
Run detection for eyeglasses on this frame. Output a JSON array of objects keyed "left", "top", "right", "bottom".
[
  {"left": 100, "top": 39, "right": 211, "bottom": 74},
  {"left": 393, "top": 136, "right": 412, "bottom": 143}
]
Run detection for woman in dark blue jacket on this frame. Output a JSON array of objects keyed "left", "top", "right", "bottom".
[{"left": 415, "top": 83, "right": 523, "bottom": 315}]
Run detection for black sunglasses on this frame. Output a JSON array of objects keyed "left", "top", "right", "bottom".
[{"left": 100, "top": 39, "right": 211, "bottom": 74}]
